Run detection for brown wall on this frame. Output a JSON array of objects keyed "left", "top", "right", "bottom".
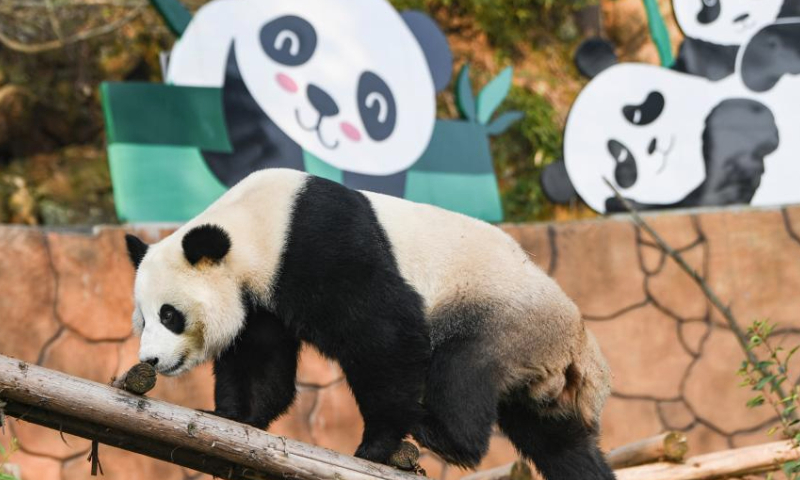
[{"left": 2, "top": 205, "right": 800, "bottom": 479}]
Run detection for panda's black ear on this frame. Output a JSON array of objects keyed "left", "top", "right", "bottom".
[
  {"left": 401, "top": 10, "right": 453, "bottom": 92},
  {"left": 125, "top": 234, "right": 148, "bottom": 270},
  {"left": 182, "top": 224, "right": 231, "bottom": 266},
  {"left": 574, "top": 37, "right": 618, "bottom": 79},
  {"left": 541, "top": 159, "right": 578, "bottom": 204}
]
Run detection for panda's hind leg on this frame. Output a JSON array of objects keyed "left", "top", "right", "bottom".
[
  {"left": 411, "top": 333, "right": 499, "bottom": 468},
  {"left": 497, "top": 384, "right": 615, "bottom": 480}
]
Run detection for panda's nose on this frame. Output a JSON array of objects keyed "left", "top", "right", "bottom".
[
  {"left": 143, "top": 357, "right": 159, "bottom": 367},
  {"left": 307, "top": 84, "right": 339, "bottom": 118}
]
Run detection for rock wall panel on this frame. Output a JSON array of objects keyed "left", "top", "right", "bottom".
[{"left": 1, "top": 206, "right": 800, "bottom": 478}]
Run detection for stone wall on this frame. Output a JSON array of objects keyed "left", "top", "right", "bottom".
[{"left": 2, "top": 205, "right": 800, "bottom": 479}]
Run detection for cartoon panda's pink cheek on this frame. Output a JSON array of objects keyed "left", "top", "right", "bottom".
[
  {"left": 340, "top": 122, "right": 362, "bottom": 142},
  {"left": 276, "top": 73, "right": 298, "bottom": 93}
]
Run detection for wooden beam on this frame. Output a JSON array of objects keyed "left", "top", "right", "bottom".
[
  {"left": 615, "top": 440, "right": 800, "bottom": 480},
  {"left": 607, "top": 432, "right": 688, "bottom": 469},
  {"left": 0, "top": 354, "right": 425, "bottom": 480}
]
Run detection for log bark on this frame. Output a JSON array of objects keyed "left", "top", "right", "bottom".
[
  {"left": 0, "top": 354, "right": 425, "bottom": 480},
  {"left": 615, "top": 440, "right": 800, "bottom": 480},
  {"left": 460, "top": 432, "right": 689, "bottom": 480},
  {"left": 606, "top": 432, "right": 688, "bottom": 469}
]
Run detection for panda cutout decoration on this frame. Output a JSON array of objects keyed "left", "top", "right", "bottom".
[
  {"left": 672, "top": 0, "right": 795, "bottom": 80},
  {"left": 124, "top": 169, "right": 615, "bottom": 480},
  {"left": 166, "top": 0, "right": 452, "bottom": 195},
  {"left": 559, "top": 17, "right": 800, "bottom": 213}
]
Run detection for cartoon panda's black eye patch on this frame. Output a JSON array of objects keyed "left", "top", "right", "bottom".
[
  {"left": 357, "top": 72, "right": 397, "bottom": 141},
  {"left": 697, "top": 0, "right": 721, "bottom": 24},
  {"left": 608, "top": 139, "right": 637, "bottom": 189},
  {"left": 623, "top": 91, "right": 665, "bottom": 126},
  {"left": 159, "top": 304, "right": 186, "bottom": 335},
  {"left": 260, "top": 16, "right": 317, "bottom": 66}
]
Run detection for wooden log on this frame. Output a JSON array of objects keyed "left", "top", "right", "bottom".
[
  {"left": 461, "top": 432, "right": 689, "bottom": 480},
  {"left": 0, "top": 354, "right": 426, "bottom": 480},
  {"left": 110, "top": 362, "right": 157, "bottom": 395},
  {"left": 615, "top": 440, "right": 800, "bottom": 480},
  {"left": 606, "top": 431, "right": 688, "bottom": 469}
]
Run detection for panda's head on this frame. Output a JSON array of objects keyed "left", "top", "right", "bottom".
[
  {"left": 563, "top": 63, "right": 711, "bottom": 213},
  {"left": 125, "top": 225, "right": 244, "bottom": 376},
  {"left": 673, "top": 0, "right": 783, "bottom": 45},
  {"left": 229, "top": 0, "right": 452, "bottom": 176}
]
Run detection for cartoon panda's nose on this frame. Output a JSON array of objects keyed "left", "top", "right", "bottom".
[
  {"left": 734, "top": 13, "right": 750, "bottom": 23},
  {"left": 647, "top": 137, "right": 657, "bottom": 155},
  {"left": 307, "top": 84, "right": 339, "bottom": 118}
]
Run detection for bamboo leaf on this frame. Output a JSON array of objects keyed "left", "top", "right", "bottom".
[
  {"left": 476, "top": 66, "right": 513, "bottom": 124},
  {"left": 455, "top": 64, "right": 476, "bottom": 122}
]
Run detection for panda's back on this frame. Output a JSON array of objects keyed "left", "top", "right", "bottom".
[{"left": 363, "top": 190, "right": 574, "bottom": 316}]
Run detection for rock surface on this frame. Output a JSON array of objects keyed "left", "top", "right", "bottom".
[{"left": 2, "top": 205, "right": 800, "bottom": 478}]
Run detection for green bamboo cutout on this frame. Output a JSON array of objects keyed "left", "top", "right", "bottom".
[{"left": 642, "top": 0, "right": 674, "bottom": 67}]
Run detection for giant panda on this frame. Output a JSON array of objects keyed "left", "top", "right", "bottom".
[
  {"left": 165, "top": 0, "right": 452, "bottom": 196},
  {"left": 124, "top": 169, "right": 614, "bottom": 480}
]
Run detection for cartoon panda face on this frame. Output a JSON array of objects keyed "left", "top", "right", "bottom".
[
  {"left": 563, "top": 64, "right": 713, "bottom": 212},
  {"left": 225, "top": 0, "right": 438, "bottom": 176},
  {"left": 674, "top": 0, "right": 783, "bottom": 45}
]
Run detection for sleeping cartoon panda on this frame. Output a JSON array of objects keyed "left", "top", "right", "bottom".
[
  {"left": 165, "top": 0, "right": 452, "bottom": 196},
  {"left": 672, "top": 0, "right": 796, "bottom": 80},
  {"left": 124, "top": 169, "right": 614, "bottom": 480},
  {"left": 561, "top": 33, "right": 800, "bottom": 213}
]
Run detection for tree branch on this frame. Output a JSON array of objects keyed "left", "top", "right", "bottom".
[
  {"left": 0, "top": 354, "right": 426, "bottom": 480},
  {"left": 0, "top": 5, "right": 144, "bottom": 53},
  {"left": 601, "top": 178, "right": 793, "bottom": 411}
]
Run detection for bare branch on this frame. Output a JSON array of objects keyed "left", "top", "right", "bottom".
[
  {"left": 601, "top": 177, "right": 793, "bottom": 411},
  {"left": 0, "top": 4, "right": 144, "bottom": 53}
]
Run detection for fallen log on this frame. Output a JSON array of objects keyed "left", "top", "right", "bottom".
[
  {"left": 615, "top": 440, "right": 800, "bottom": 480},
  {"left": 607, "top": 431, "right": 688, "bottom": 469},
  {"left": 0, "top": 354, "right": 425, "bottom": 480},
  {"left": 460, "top": 431, "right": 690, "bottom": 480}
]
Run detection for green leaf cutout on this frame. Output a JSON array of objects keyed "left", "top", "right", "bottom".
[
  {"left": 486, "top": 110, "right": 524, "bottom": 136},
  {"left": 456, "top": 64, "right": 476, "bottom": 122},
  {"left": 476, "top": 66, "right": 513, "bottom": 124}
]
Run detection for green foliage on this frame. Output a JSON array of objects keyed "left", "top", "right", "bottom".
[
  {"left": 490, "top": 85, "right": 562, "bottom": 222},
  {"left": 0, "top": 436, "right": 19, "bottom": 480},
  {"left": 738, "top": 319, "right": 800, "bottom": 479},
  {"left": 390, "top": 0, "right": 595, "bottom": 56}
]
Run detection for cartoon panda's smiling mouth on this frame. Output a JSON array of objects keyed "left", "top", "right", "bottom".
[
  {"left": 651, "top": 135, "right": 675, "bottom": 174},
  {"left": 295, "top": 108, "right": 340, "bottom": 150}
]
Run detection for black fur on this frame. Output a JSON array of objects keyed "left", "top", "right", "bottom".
[
  {"left": 222, "top": 176, "right": 431, "bottom": 465},
  {"left": 182, "top": 224, "right": 232, "bottom": 266},
  {"left": 498, "top": 386, "right": 615, "bottom": 480},
  {"left": 125, "top": 234, "right": 148, "bottom": 270},
  {"left": 412, "top": 303, "right": 499, "bottom": 467},
  {"left": 212, "top": 293, "right": 300, "bottom": 427}
]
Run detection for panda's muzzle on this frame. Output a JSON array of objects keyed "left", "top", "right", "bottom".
[{"left": 159, "top": 354, "right": 187, "bottom": 375}]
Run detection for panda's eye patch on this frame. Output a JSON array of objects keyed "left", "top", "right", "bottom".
[
  {"left": 357, "top": 72, "right": 397, "bottom": 141},
  {"left": 623, "top": 91, "right": 665, "bottom": 126},
  {"left": 260, "top": 16, "right": 317, "bottom": 66},
  {"left": 608, "top": 139, "right": 637, "bottom": 189},
  {"left": 159, "top": 304, "right": 186, "bottom": 335},
  {"left": 697, "top": 0, "right": 721, "bottom": 24}
]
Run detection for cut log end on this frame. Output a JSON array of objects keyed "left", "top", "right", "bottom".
[
  {"left": 388, "top": 441, "right": 421, "bottom": 472},
  {"left": 111, "top": 362, "right": 157, "bottom": 395}
]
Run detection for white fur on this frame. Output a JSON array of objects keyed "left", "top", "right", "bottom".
[{"left": 133, "top": 169, "right": 307, "bottom": 375}]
